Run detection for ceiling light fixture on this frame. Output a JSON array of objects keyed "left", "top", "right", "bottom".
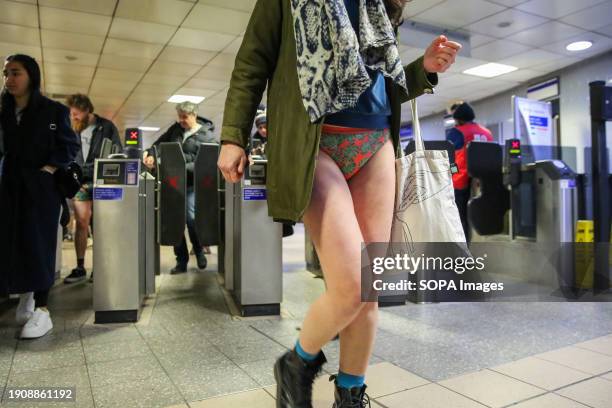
[
  {"left": 566, "top": 41, "right": 593, "bottom": 52},
  {"left": 138, "top": 126, "right": 160, "bottom": 132},
  {"left": 497, "top": 21, "right": 512, "bottom": 28},
  {"left": 463, "top": 63, "right": 518, "bottom": 78},
  {"left": 168, "top": 94, "right": 206, "bottom": 104}
]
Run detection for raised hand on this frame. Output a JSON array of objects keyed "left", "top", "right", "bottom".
[{"left": 423, "top": 35, "right": 462, "bottom": 74}]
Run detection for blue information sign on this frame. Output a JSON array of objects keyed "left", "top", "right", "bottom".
[
  {"left": 529, "top": 116, "right": 548, "bottom": 127},
  {"left": 243, "top": 188, "right": 267, "bottom": 201},
  {"left": 93, "top": 187, "right": 123, "bottom": 201}
]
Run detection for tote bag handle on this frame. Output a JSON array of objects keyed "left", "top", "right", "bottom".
[{"left": 398, "top": 99, "right": 425, "bottom": 159}]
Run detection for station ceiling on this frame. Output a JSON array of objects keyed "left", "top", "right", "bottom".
[{"left": 0, "top": 0, "right": 610, "bottom": 142}]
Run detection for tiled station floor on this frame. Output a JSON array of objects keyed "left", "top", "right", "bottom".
[{"left": 0, "top": 225, "right": 611, "bottom": 407}]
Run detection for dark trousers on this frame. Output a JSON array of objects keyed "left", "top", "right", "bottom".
[
  {"left": 454, "top": 188, "right": 471, "bottom": 243},
  {"left": 34, "top": 290, "right": 49, "bottom": 308},
  {"left": 174, "top": 188, "right": 202, "bottom": 265}
]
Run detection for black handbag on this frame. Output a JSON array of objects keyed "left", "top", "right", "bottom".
[{"left": 54, "top": 161, "right": 82, "bottom": 199}]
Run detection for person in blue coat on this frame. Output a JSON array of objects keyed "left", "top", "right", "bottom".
[{"left": 0, "top": 54, "right": 79, "bottom": 339}]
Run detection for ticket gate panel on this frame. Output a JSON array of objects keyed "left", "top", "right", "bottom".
[
  {"left": 156, "top": 143, "right": 186, "bottom": 246},
  {"left": 225, "top": 160, "right": 282, "bottom": 316},
  {"left": 224, "top": 182, "right": 235, "bottom": 290},
  {"left": 99, "top": 138, "right": 112, "bottom": 159},
  {"left": 534, "top": 160, "right": 577, "bottom": 290},
  {"left": 218, "top": 169, "right": 226, "bottom": 276},
  {"left": 194, "top": 143, "right": 220, "bottom": 246},
  {"left": 141, "top": 173, "right": 157, "bottom": 296},
  {"left": 234, "top": 184, "right": 282, "bottom": 314},
  {"left": 532, "top": 160, "right": 577, "bottom": 243},
  {"left": 93, "top": 159, "right": 142, "bottom": 323}
]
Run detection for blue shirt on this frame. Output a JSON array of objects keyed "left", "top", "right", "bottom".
[
  {"left": 325, "top": 0, "right": 391, "bottom": 129},
  {"left": 446, "top": 128, "right": 465, "bottom": 150}
]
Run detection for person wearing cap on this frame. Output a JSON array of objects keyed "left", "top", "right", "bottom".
[
  {"left": 249, "top": 106, "right": 268, "bottom": 157},
  {"left": 446, "top": 101, "right": 493, "bottom": 241},
  {"left": 143, "top": 101, "right": 217, "bottom": 274}
]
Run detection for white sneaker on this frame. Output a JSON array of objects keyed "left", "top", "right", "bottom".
[
  {"left": 20, "top": 308, "right": 53, "bottom": 339},
  {"left": 15, "top": 292, "right": 35, "bottom": 325}
]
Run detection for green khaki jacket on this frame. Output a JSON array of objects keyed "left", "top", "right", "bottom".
[{"left": 222, "top": 0, "right": 437, "bottom": 222}]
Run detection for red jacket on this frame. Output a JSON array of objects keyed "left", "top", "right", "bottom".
[{"left": 447, "top": 122, "right": 493, "bottom": 190}]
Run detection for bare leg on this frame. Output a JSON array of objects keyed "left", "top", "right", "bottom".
[
  {"left": 298, "top": 150, "right": 368, "bottom": 354},
  {"left": 339, "top": 139, "right": 396, "bottom": 375},
  {"left": 73, "top": 200, "right": 92, "bottom": 263}
]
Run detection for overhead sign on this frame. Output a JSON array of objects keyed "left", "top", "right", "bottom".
[
  {"left": 527, "top": 78, "right": 559, "bottom": 101},
  {"left": 513, "top": 96, "right": 553, "bottom": 152}
]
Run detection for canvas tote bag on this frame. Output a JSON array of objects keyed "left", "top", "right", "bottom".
[{"left": 390, "top": 100, "right": 467, "bottom": 255}]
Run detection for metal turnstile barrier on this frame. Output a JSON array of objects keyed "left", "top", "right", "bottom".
[
  {"left": 156, "top": 143, "right": 186, "bottom": 246},
  {"left": 194, "top": 143, "right": 220, "bottom": 246},
  {"left": 531, "top": 160, "right": 577, "bottom": 291},
  {"left": 93, "top": 159, "right": 156, "bottom": 323},
  {"left": 224, "top": 180, "right": 235, "bottom": 290},
  {"left": 531, "top": 160, "right": 577, "bottom": 243},
  {"left": 140, "top": 172, "right": 157, "bottom": 296},
  {"left": 224, "top": 159, "right": 282, "bottom": 316},
  {"left": 218, "top": 168, "right": 226, "bottom": 277}
]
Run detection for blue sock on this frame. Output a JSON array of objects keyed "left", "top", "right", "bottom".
[
  {"left": 295, "top": 340, "right": 318, "bottom": 361},
  {"left": 336, "top": 371, "right": 365, "bottom": 389}
]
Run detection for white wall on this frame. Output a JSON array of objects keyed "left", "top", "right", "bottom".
[{"left": 416, "top": 51, "right": 612, "bottom": 174}]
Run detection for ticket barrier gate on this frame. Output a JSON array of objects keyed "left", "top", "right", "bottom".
[
  {"left": 93, "top": 159, "right": 156, "bottom": 323},
  {"left": 531, "top": 160, "right": 577, "bottom": 291},
  {"left": 468, "top": 141, "right": 579, "bottom": 293},
  {"left": 224, "top": 158, "right": 282, "bottom": 316},
  {"left": 194, "top": 143, "right": 220, "bottom": 247},
  {"left": 155, "top": 143, "right": 186, "bottom": 246},
  {"left": 99, "top": 138, "right": 121, "bottom": 160},
  {"left": 154, "top": 142, "right": 223, "bottom": 269},
  {"left": 218, "top": 168, "right": 226, "bottom": 277},
  {"left": 155, "top": 142, "right": 220, "bottom": 253}
]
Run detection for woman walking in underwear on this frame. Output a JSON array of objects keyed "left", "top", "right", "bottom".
[{"left": 218, "top": 1, "right": 460, "bottom": 406}]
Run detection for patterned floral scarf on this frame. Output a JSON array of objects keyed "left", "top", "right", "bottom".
[{"left": 290, "top": 0, "right": 408, "bottom": 123}]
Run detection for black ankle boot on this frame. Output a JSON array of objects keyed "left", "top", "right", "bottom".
[
  {"left": 330, "top": 375, "right": 371, "bottom": 408},
  {"left": 273, "top": 349, "right": 326, "bottom": 408}
]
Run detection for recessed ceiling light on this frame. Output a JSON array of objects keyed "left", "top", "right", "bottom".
[
  {"left": 444, "top": 117, "right": 456, "bottom": 127},
  {"left": 65, "top": 55, "right": 77, "bottom": 61},
  {"left": 497, "top": 21, "right": 512, "bottom": 28},
  {"left": 167, "top": 94, "right": 205, "bottom": 104},
  {"left": 566, "top": 41, "right": 593, "bottom": 52},
  {"left": 463, "top": 63, "right": 518, "bottom": 78},
  {"left": 138, "top": 126, "right": 160, "bottom": 132}
]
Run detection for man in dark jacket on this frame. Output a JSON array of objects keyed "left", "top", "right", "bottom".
[
  {"left": 144, "top": 101, "right": 217, "bottom": 274},
  {"left": 63, "top": 94, "right": 122, "bottom": 284}
]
